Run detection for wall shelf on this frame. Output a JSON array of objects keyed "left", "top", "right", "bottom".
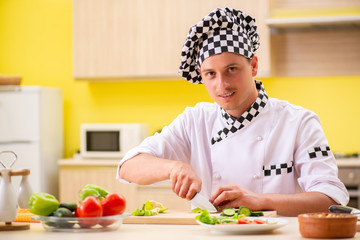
[{"left": 266, "top": 15, "right": 360, "bottom": 28}]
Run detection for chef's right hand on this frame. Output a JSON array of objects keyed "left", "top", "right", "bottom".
[{"left": 169, "top": 161, "right": 201, "bottom": 200}]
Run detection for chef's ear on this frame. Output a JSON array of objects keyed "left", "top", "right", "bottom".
[{"left": 250, "top": 56, "right": 258, "bottom": 77}]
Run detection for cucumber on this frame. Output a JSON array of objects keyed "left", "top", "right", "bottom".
[
  {"left": 46, "top": 207, "right": 75, "bottom": 229},
  {"left": 59, "top": 202, "right": 77, "bottom": 212},
  {"left": 238, "top": 206, "right": 252, "bottom": 216},
  {"left": 221, "top": 208, "right": 236, "bottom": 217},
  {"left": 53, "top": 207, "right": 75, "bottom": 217},
  {"left": 251, "top": 211, "right": 264, "bottom": 216}
]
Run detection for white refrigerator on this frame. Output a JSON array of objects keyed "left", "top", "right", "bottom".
[{"left": 0, "top": 86, "right": 63, "bottom": 198}]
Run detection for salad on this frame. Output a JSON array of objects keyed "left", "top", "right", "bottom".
[{"left": 194, "top": 206, "right": 275, "bottom": 225}]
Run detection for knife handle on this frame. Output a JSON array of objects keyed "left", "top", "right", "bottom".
[{"left": 328, "top": 205, "right": 354, "bottom": 213}]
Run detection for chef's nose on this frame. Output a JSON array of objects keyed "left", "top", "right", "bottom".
[{"left": 217, "top": 73, "right": 230, "bottom": 88}]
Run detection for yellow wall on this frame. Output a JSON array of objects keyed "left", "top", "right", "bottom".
[{"left": 1, "top": 0, "right": 359, "bottom": 158}]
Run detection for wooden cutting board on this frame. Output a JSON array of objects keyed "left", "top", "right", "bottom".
[{"left": 123, "top": 210, "right": 277, "bottom": 225}]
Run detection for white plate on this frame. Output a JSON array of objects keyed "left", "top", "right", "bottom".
[{"left": 196, "top": 217, "right": 288, "bottom": 234}]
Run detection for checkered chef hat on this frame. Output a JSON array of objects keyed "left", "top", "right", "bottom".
[{"left": 178, "top": 7, "right": 260, "bottom": 84}]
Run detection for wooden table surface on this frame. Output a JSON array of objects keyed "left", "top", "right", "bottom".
[{"left": 1, "top": 217, "right": 360, "bottom": 240}]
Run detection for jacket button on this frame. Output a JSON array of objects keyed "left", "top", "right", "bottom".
[
  {"left": 257, "top": 136, "right": 263, "bottom": 141},
  {"left": 214, "top": 174, "right": 221, "bottom": 180},
  {"left": 253, "top": 174, "right": 260, "bottom": 179}
]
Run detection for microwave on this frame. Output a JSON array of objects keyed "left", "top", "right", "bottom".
[{"left": 80, "top": 123, "right": 149, "bottom": 159}]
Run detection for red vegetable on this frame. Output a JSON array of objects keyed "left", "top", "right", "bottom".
[
  {"left": 98, "top": 193, "right": 126, "bottom": 227},
  {"left": 237, "top": 218, "right": 253, "bottom": 224},
  {"left": 253, "top": 219, "right": 266, "bottom": 224},
  {"left": 101, "top": 193, "right": 126, "bottom": 216},
  {"left": 76, "top": 196, "right": 103, "bottom": 228}
]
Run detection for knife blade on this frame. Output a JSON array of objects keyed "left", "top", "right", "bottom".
[
  {"left": 191, "top": 193, "right": 217, "bottom": 213},
  {"left": 329, "top": 205, "right": 360, "bottom": 219}
]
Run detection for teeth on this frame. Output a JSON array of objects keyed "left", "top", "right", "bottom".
[{"left": 221, "top": 92, "right": 233, "bottom": 97}]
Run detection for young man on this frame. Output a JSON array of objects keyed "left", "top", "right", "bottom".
[{"left": 117, "top": 7, "right": 349, "bottom": 216}]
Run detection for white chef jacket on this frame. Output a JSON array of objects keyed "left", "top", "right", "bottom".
[{"left": 117, "top": 82, "right": 349, "bottom": 206}]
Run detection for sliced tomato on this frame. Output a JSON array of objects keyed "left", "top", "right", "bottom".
[
  {"left": 237, "top": 218, "right": 253, "bottom": 224},
  {"left": 254, "top": 219, "right": 266, "bottom": 224}
]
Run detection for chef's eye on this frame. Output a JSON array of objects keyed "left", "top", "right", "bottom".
[
  {"left": 205, "top": 71, "right": 215, "bottom": 77},
  {"left": 228, "top": 67, "right": 237, "bottom": 72}
]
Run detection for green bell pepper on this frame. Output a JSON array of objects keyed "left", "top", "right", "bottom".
[
  {"left": 28, "top": 192, "right": 60, "bottom": 216},
  {"left": 79, "top": 184, "right": 109, "bottom": 200}
]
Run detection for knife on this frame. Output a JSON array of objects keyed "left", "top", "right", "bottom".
[
  {"left": 191, "top": 193, "right": 217, "bottom": 213},
  {"left": 329, "top": 205, "right": 360, "bottom": 219}
]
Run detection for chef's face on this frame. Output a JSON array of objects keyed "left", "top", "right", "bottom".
[{"left": 199, "top": 52, "right": 259, "bottom": 118}]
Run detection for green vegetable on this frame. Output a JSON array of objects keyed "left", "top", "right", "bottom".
[
  {"left": 195, "top": 207, "right": 264, "bottom": 225},
  {"left": 239, "top": 206, "right": 252, "bottom": 216},
  {"left": 79, "top": 184, "right": 109, "bottom": 200},
  {"left": 192, "top": 208, "right": 202, "bottom": 213},
  {"left": 52, "top": 207, "right": 74, "bottom": 217},
  {"left": 251, "top": 211, "right": 264, "bottom": 216},
  {"left": 144, "top": 200, "right": 168, "bottom": 213},
  {"left": 28, "top": 192, "right": 60, "bottom": 216},
  {"left": 131, "top": 200, "right": 168, "bottom": 216},
  {"left": 216, "top": 217, "right": 238, "bottom": 224},
  {"left": 221, "top": 208, "right": 236, "bottom": 217},
  {"left": 46, "top": 208, "right": 75, "bottom": 229},
  {"left": 59, "top": 202, "right": 77, "bottom": 212},
  {"left": 132, "top": 208, "right": 145, "bottom": 216},
  {"left": 195, "top": 209, "right": 216, "bottom": 225}
]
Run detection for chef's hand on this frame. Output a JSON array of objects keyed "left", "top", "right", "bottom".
[
  {"left": 210, "top": 184, "right": 263, "bottom": 212},
  {"left": 169, "top": 161, "right": 201, "bottom": 200}
]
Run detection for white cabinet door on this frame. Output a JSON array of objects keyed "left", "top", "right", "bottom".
[{"left": 0, "top": 91, "right": 39, "bottom": 142}]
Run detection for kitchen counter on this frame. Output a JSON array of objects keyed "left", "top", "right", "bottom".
[
  {"left": 336, "top": 158, "right": 360, "bottom": 167},
  {"left": 0, "top": 218, "right": 324, "bottom": 239},
  {"left": 1, "top": 218, "right": 359, "bottom": 240}
]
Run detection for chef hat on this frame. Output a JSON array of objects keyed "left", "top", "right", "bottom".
[{"left": 178, "top": 7, "right": 260, "bottom": 84}]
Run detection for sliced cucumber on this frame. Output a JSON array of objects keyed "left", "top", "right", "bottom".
[
  {"left": 221, "top": 208, "right": 236, "bottom": 217},
  {"left": 251, "top": 211, "right": 264, "bottom": 216},
  {"left": 238, "top": 206, "right": 252, "bottom": 216}
]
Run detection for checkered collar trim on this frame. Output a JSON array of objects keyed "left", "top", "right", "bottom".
[
  {"left": 178, "top": 7, "right": 260, "bottom": 84},
  {"left": 211, "top": 80, "right": 268, "bottom": 145}
]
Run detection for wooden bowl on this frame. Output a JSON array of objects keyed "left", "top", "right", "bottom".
[{"left": 298, "top": 212, "right": 357, "bottom": 238}]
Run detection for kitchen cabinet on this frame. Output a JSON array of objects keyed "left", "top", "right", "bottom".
[
  {"left": 337, "top": 158, "right": 360, "bottom": 209},
  {"left": 58, "top": 159, "right": 191, "bottom": 211},
  {"left": 73, "top": 0, "right": 270, "bottom": 79},
  {"left": 267, "top": 0, "right": 360, "bottom": 76}
]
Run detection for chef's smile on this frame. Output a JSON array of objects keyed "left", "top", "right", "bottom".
[{"left": 219, "top": 91, "right": 235, "bottom": 98}]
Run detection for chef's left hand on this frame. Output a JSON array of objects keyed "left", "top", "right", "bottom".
[{"left": 209, "top": 184, "right": 263, "bottom": 212}]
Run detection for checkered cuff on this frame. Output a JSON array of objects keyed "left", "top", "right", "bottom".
[
  {"left": 263, "top": 161, "right": 294, "bottom": 176},
  {"left": 308, "top": 146, "right": 331, "bottom": 159}
]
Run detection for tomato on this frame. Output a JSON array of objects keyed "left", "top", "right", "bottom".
[
  {"left": 254, "top": 219, "right": 266, "bottom": 224},
  {"left": 237, "top": 218, "right": 253, "bottom": 224},
  {"left": 76, "top": 196, "right": 103, "bottom": 228},
  {"left": 101, "top": 193, "right": 126, "bottom": 216}
]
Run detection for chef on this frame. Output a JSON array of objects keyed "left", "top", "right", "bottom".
[{"left": 117, "top": 7, "right": 349, "bottom": 216}]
